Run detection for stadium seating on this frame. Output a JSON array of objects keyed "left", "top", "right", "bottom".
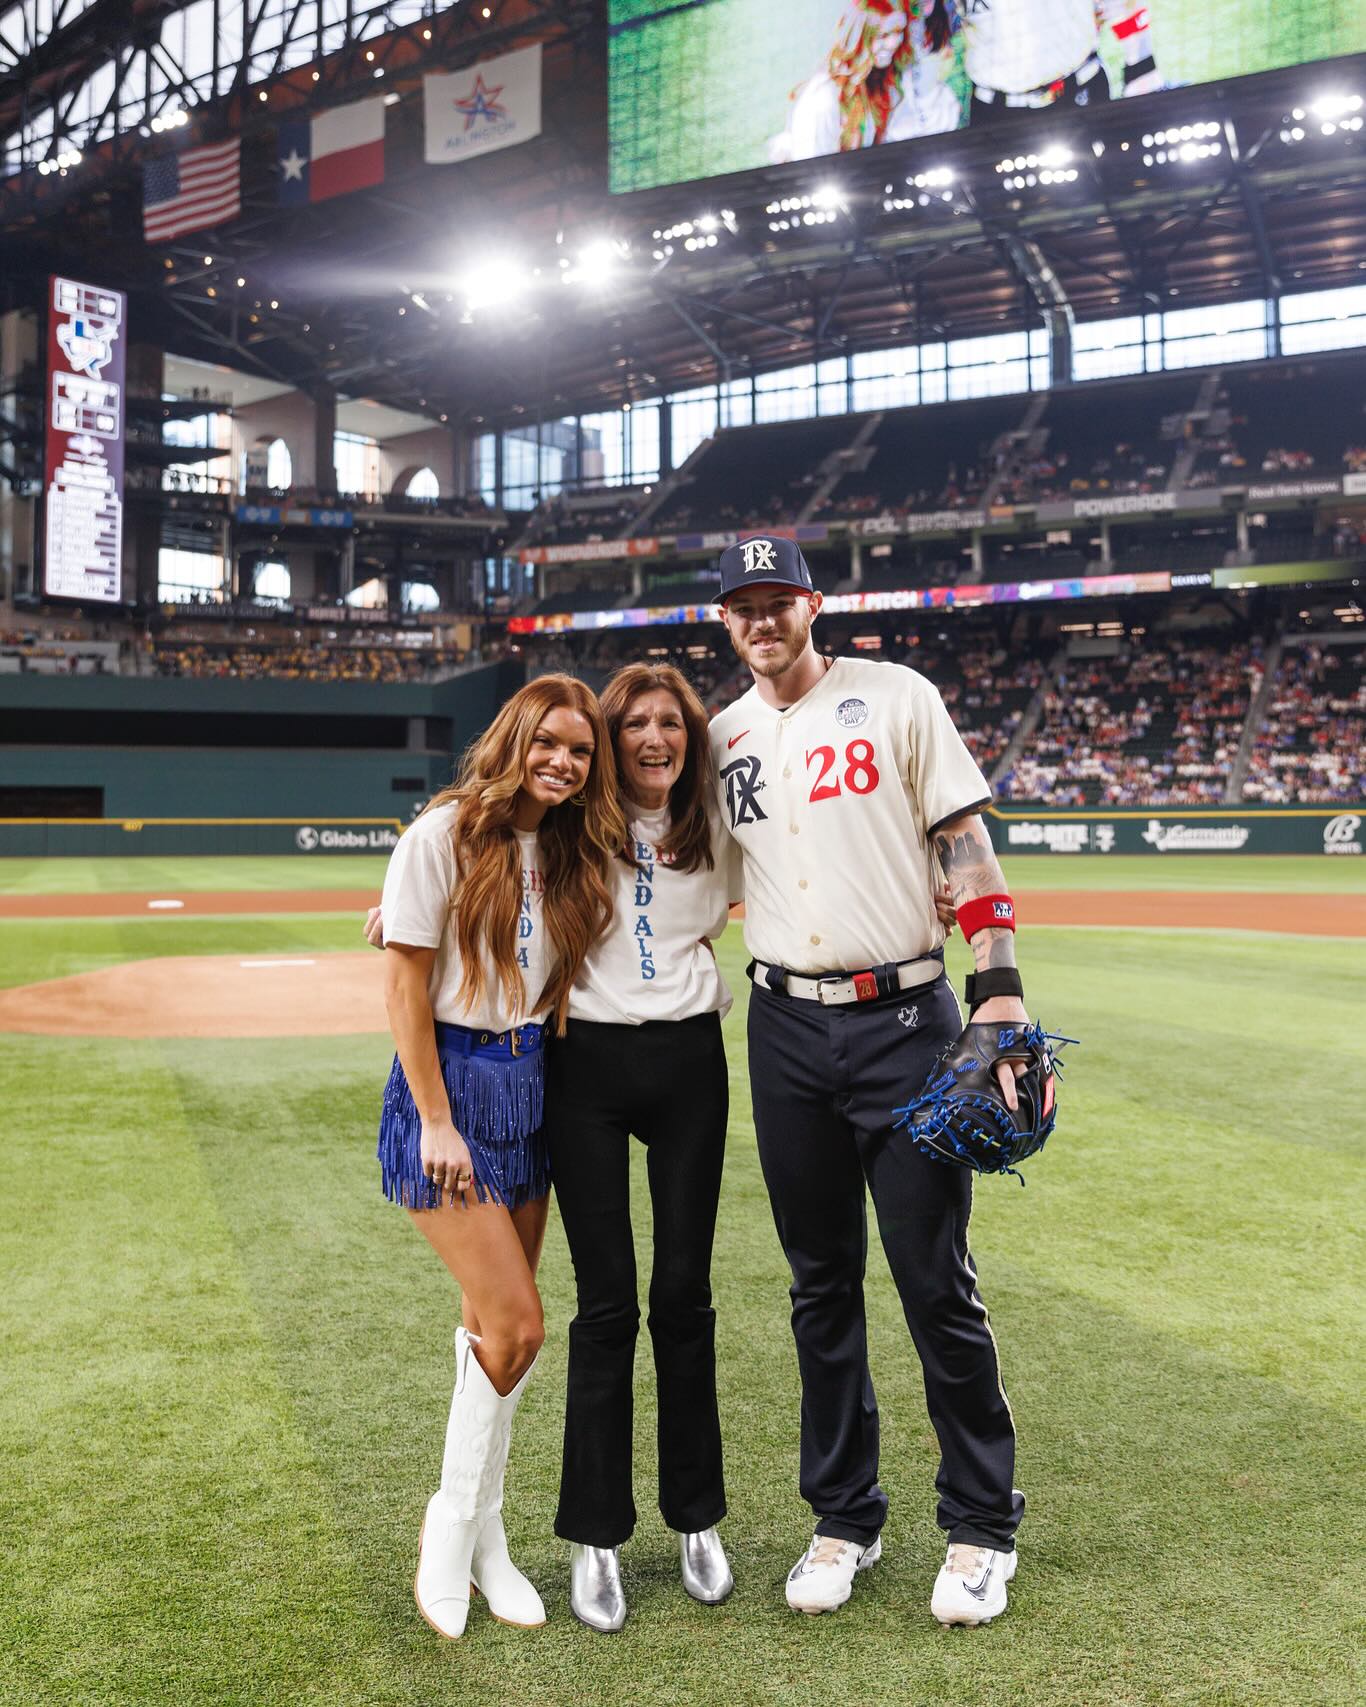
[
  {"left": 1242, "top": 641, "right": 1366, "bottom": 803},
  {"left": 996, "top": 634, "right": 1263, "bottom": 805},
  {"left": 653, "top": 416, "right": 857, "bottom": 532},
  {"left": 1193, "top": 360, "right": 1366, "bottom": 483},
  {"left": 153, "top": 642, "right": 463, "bottom": 682}
]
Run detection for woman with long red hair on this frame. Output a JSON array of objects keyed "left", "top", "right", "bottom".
[
  {"left": 374, "top": 673, "right": 625, "bottom": 1641},
  {"left": 768, "top": 0, "right": 959, "bottom": 163}
]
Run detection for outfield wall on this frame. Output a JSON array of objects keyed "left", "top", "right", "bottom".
[
  {"left": 4, "top": 802, "right": 1361, "bottom": 861},
  {"left": 985, "top": 805, "right": 1365, "bottom": 857},
  {"left": 0, "top": 659, "right": 524, "bottom": 835}
]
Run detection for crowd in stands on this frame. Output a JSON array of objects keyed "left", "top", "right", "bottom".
[
  {"left": 1241, "top": 642, "right": 1365, "bottom": 803},
  {"left": 0, "top": 624, "right": 124, "bottom": 675},
  {"left": 999, "top": 637, "right": 1263, "bottom": 805},
  {"left": 153, "top": 642, "right": 466, "bottom": 682},
  {"left": 996, "top": 442, "right": 1169, "bottom": 506}
]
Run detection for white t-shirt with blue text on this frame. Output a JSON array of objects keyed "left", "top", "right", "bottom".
[
  {"left": 380, "top": 802, "right": 549, "bottom": 1029},
  {"left": 569, "top": 802, "right": 738, "bottom": 1025}
]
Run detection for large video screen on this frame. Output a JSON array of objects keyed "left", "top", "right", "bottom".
[
  {"left": 609, "top": 0, "right": 1366, "bottom": 192},
  {"left": 43, "top": 275, "right": 126, "bottom": 604}
]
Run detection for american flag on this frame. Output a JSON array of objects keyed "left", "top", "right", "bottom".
[{"left": 142, "top": 138, "right": 240, "bottom": 242}]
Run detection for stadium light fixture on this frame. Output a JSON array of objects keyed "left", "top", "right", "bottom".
[
  {"left": 458, "top": 256, "right": 532, "bottom": 316},
  {"left": 996, "top": 147, "right": 1078, "bottom": 192},
  {"left": 811, "top": 181, "right": 847, "bottom": 210},
  {"left": 565, "top": 237, "right": 631, "bottom": 286}
]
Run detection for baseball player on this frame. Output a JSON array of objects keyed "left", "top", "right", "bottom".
[
  {"left": 710, "top": 534, "right": 1031, "bottom": 1627},
  {"left": 948, "top": 0, "right": 1163, "bottom": 121}
]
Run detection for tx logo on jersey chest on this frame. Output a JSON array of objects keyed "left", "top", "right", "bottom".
[{"left": 720, "top": 754, "right": 768, "bottom": 827}]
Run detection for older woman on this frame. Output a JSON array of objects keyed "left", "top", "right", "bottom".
[
  {"left": 543, "top": 662, "right": 741, "bottom": 1632},
  {"left": 374, "top": 673, "right": 624, "bottom": 1641}
]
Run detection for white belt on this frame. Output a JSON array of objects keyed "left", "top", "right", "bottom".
[
  {"left": 752, "top": 956, "right": 943, "bottom": 1006},
  {"left": 975, "top": 52, "right": 1103, "bottom": 108}
]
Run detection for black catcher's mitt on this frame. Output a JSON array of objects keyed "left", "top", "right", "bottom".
[{"left": 892, "top": 1021, "right": 1076, "bottom": 1182}]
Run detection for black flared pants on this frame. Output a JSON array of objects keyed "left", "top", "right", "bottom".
[{"left": 544, "top": 1012, "right": 728, "bottom": 1547}]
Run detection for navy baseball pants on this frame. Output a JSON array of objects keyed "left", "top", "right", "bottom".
[{"left": 747, "top": 970, "right": 1023, "bottom": 1551}]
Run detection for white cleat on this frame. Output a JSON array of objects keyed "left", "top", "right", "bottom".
[
  {"left": 931, "top": 1542, "right": 1017, "bottom": 1627},
  {"left": 785, "top": 1532, "right": 882, "bottom": 1615}
]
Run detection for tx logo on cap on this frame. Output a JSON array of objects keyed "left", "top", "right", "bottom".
[{"left": 740, "top": 538, "right": 777, "bottom": 574}]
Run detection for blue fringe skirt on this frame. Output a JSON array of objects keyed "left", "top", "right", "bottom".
[{"left": 376, "top": 1020, "right": 550, "bottom": 1212}]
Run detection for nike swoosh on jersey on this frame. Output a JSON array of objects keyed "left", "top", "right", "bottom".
[{"left": 727, "top": 730, "right": 751, "bottom": 750}]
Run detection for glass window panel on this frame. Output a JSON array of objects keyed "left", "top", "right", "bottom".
[
  {"left": 1280, "top": 317, "right": 1366, "bottom": 355},
  {"left": 1074, "top": 315, "right": 1145, "bottom": 351},
  {"left": 668, "top": 384, "right": 719, "bottom": 466},
  {"left": 266, "top": 438, "right": 292, "bottom": 489},
  {"left": 253, "top": 561, "right": 291, "bottom": 601},
  {"left": 719, "top": 379, "right": 753, "bottom": 429},
  {"left": 628, "top": 402, "right": 661, "bottom": 483},
  {"left": 1279, "top": 284, "right": 1366, "bottom": 323},
  {"left": 850, "top": 371, "right": 917, "bottom": 412},
  {"left": 920, "top": 366, "right": 947, "bottom": 404},
  {"left": 920, "top": 342, "right": 947, "bottom": 371},
  {"left": 334, "top": 430, "right": 379, "bottom": 497},
  {"left": 401, "top": 581, "right": 441, "bottom": 611},
  {"left": 1163, "top": 298, "right": 1266, "bottom": 339},
  {"left": 755, "top": 362, "right": 815, "bottom": 391},
  {"left": 408, "top": 467, "right": 439, "bottom": 500},
  {"left": 947, "top": 358, "right": 1030, "bottom": 400},
  {"left": 1162, "top": 326, "right": 1269, "bottom": 368},
  {"left": 579, "top": 412, "right": 626, "bottom": 487},
  {"left": 947, "top": 330, "right": 1029, "bottom": 368},
  {"left": 158, "top": 547, "right": 225, "bottom": 601}
]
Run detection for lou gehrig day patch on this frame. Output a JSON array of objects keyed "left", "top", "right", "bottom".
[{"left": 836, "top": 698, "right": 869, "bottom": 728}]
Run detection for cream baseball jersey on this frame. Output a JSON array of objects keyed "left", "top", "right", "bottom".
[
  {"left": 380, "top": 804, "right": 550, "bottom": 1029},
  {"left": 569, "top": 802, "right": 738, "bottom": 1025},
  {"left": 709, "top": 656, "right": 990, "bottom": 975},
  {"left": 962, "top": 0, "right": 1131, "bottom": 96}
]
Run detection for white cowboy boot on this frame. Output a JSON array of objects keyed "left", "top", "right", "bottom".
[
  {"left": 469, "top": 1348, "right": 546, "bottom": 1628},
  {"left": 414, "top": 1327, "right": 543, "bottom": 1637}
]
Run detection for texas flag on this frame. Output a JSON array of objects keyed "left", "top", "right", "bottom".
[{"left": 277, "top": 98, "right": 386, "bottom": 205}]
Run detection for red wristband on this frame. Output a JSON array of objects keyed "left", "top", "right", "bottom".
[
  {"left": 955, "top": 894, "right": 1016, "bottom": 939},
  {"left": 1113, "top": 7, "right": 1149, "bottom": 38}
]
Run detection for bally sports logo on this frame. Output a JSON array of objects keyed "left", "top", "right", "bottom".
[{"left": 1323, "top": 813, "right": 1362, "bottom": 855}]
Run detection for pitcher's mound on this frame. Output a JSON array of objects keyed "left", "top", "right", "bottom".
[{"left": 0, "top": 952, "right": 386, "bottom": 1037}]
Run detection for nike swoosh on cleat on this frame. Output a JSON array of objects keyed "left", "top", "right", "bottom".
[
  {"left": 727, "top": 730, "right": 750, "bottom": 749},
  {"left": 962, "top": 1569, "right": 993, "bottom": 1601}
]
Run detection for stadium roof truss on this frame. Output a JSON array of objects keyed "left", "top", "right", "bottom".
[{"left": 1, "top": 8, "right": 1364, "bottom": 434}]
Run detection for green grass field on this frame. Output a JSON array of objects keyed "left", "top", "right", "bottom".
[{"left": 3, "top": 860, "right": 1364, "bottom": 1705}]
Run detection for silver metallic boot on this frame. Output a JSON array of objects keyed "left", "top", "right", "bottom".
[
  {"left": 679, "top": 1527, "right": 734, "bottom": 1604},
  {"left": 570, "top": 1543, "right": 627, "bottom": 1633}
]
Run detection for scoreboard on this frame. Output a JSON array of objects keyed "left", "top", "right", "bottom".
[
  {"left": 608, "top": 0, "right": 1366, "bottom": 193},
  {"left": 43, "top": 274, "right": 126, "bottom": 605}
]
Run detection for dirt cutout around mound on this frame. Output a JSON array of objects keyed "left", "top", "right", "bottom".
[{"left": 0, "top": 953, "right": 386, "bottom": 1037}]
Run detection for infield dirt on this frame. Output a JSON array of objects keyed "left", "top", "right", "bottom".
[{"left": 0, "top": 884, "right": 1360, "bottom": 1037}]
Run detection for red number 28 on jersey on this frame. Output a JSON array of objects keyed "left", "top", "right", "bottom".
[{"left": 806, "top": 740, "right": 881, "bottom": 801}]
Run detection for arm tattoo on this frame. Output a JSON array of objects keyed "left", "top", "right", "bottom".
[{"left": 931, "top": 814, "right": 1018, "bottom": 975}]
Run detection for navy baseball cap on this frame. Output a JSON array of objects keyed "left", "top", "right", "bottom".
[{"left": 717, "top": 535, "right": 815, "bottom": 601}]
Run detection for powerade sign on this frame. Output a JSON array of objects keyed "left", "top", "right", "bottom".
[{"left": 294, "top": 825, "right": 400, "bottom": 852}]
